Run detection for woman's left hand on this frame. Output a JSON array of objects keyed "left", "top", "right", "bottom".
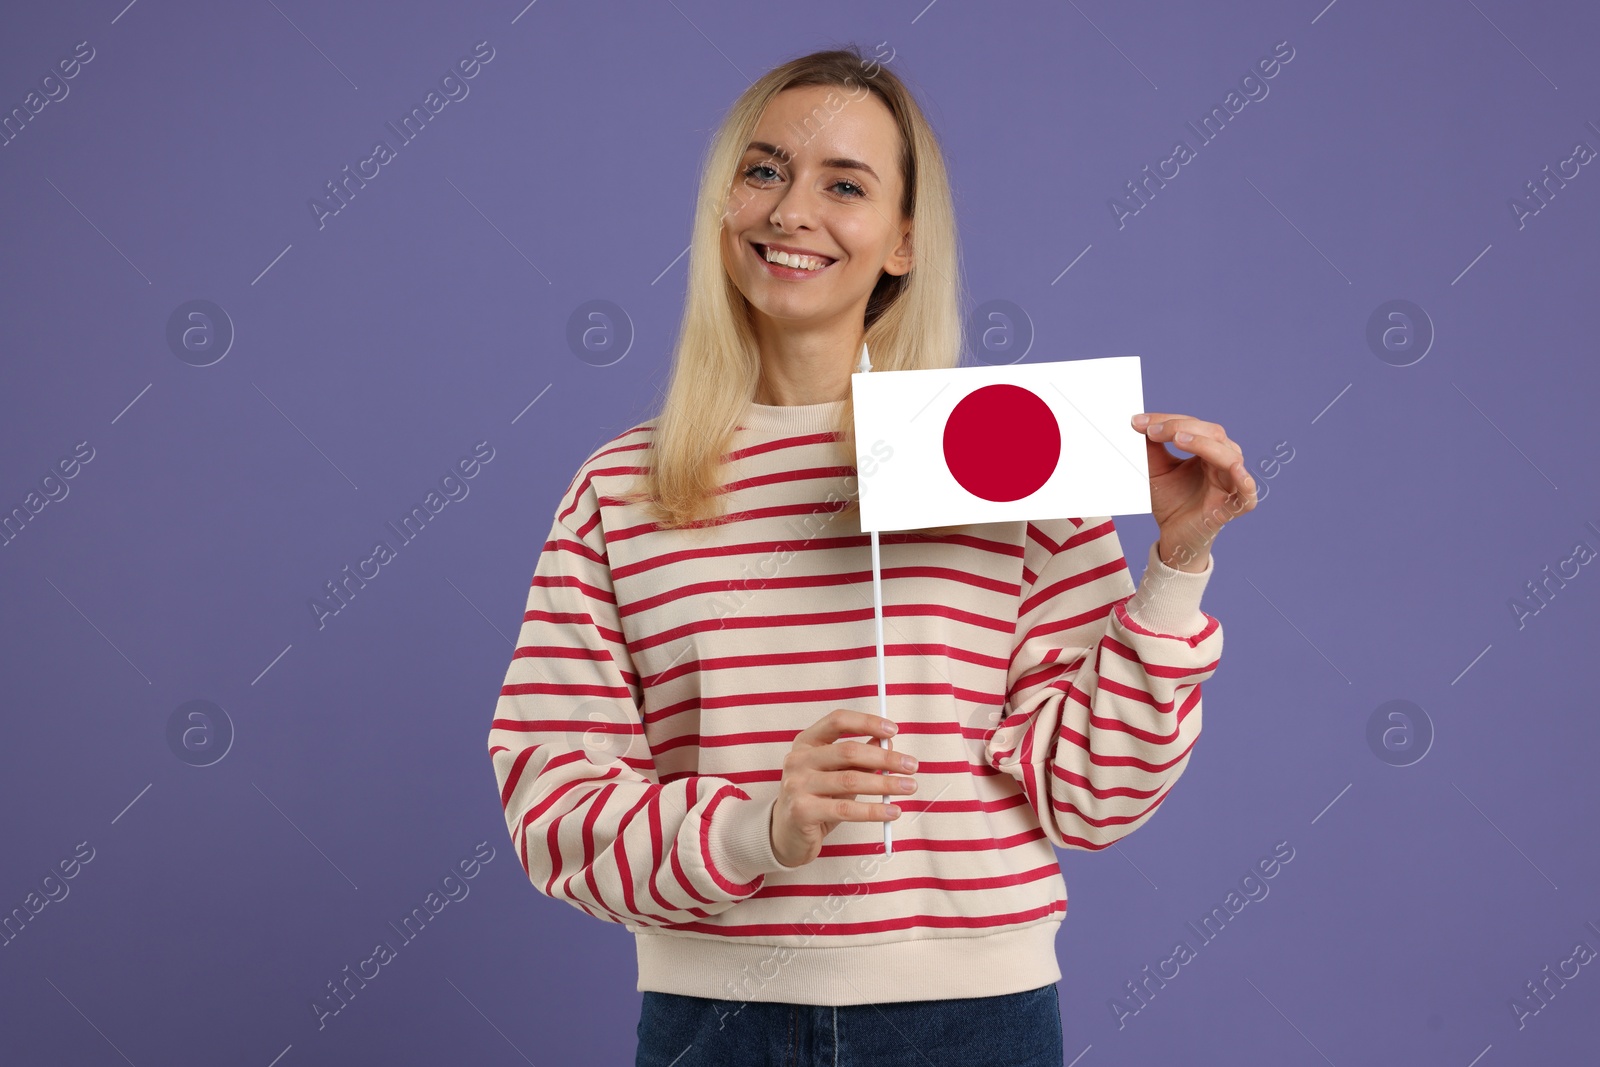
[{"left": 1131, "top": 412, "right": 1256, "bottom": 572}]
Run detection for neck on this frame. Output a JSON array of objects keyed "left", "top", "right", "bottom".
[{"left": 750, "top": 315, "right": 864, "bottom": 406}]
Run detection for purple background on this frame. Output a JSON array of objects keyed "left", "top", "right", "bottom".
[{"left": 3, "top": 0, "right": 1598, "bottom": 1063}]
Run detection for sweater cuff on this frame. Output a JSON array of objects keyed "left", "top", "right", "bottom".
[
  {"left": 1123, "top": 540, "right": 1214, "bottom": 637},
  {"left": 708, "top": 793, "right": 790, "bottom": 884}
]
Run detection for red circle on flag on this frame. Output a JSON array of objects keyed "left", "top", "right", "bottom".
[{"left": 942, "top": 384, "right": 1061, "bottom": 502}]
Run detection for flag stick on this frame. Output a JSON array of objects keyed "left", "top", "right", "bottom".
[
  {"left": 858, "top": 340, "right": 893, "bottom": 857},
  {"left": 870, "top": 525, "right": 893, "bottom": 856}
]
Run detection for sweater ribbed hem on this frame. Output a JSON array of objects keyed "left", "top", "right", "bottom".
[
  {"left": 739, "top": 399, "right": 847, "bottom": 436},
  {"left": 634, "top": 920, "right": 1063, "bottom": 1006},
  {"left": 1124, "top": 540, "right": 1214, "bottom": 637}
]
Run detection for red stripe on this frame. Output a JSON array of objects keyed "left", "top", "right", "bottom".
[
  {"left": 531, "top": 570, "right": 616, "bottom": 609},
  {"left": 1094, "top": 681, "right": 1184, "bottom": 723},
  {"left": 549, "top": 533, "right": 605, "bottom": 566},
  {"left": 644, "top": 683, "right": 974, "bottom": 729},
  {"left": 563, "top": 781, "right": 617, "bottom": 914},
  {"left": 558, "top": 463, "right": 648, "bottom": 528},
  {"left": 614, "top": 530, "right": 926, "bottom": 584},
  {"left": 615, "top": 528, "right": 1024, "bottom": 584},
  {"left": 518, "top": 608, "right": 629, "bottom": 647},
  {"left": 808, "top": 825, "right": 1050, "bottom": 858},
  {"left": 667, "top": 779, "right": 717, "bottom": 906},
  {"left": 498, "top": 744, "right": 539, "bottom": 807},
  {"left": 1026, "top": 522, "right": 1063, "bottom": 554},
  {"left": 580, "top": 435, "right": 652, "bottom": 470},
  {"left": 626, "top": 564, "right": 1016, "bottom": 617},
  {"left": 500, "top": 681, "right": 634, "bottom": 700},
  {"left": 1062, "top": 516, "right": 1112, "bottom": 546},
  {"left": 751, "top": 862, "right": 1061, "bottom": 898},
  {"left": 489, "top": 719, "right": 642, "bottom": 743},
  {"left": 540, "top": 781, "right": 588, "bottom": 895},
  {"left": 644, "top": 792, "right": 674, "bottom": 915},
  {"left": 642, "top": 642, "right": 1004, "bottom": 693},
  {"left": 656, "top": 763, "right": 1010, "bottom": 788},
  {"left": 1050, "top": 762, "right": 1165, "bottom": 800},
  {"left": 509, "top": 644, "right": 616, "bottom": 664},
  {"left": 880, "top": 793, "right": 1032, "bottom": 816},
  {"left": 568, "top": 507, "right": 601, "bottom": 544},
  {"left": 629, "top": 603, "right": 1012, "bottom": 656},
  {"left": 1100, "top": 632, "right": 1220, "bottom": 678},
  {"left": 720, "top": 464, "right": 859, "bottom": 497},
  {"left": 725, "top": 430, "right": 845, "bottom": 460},
  {"left": 663, "top": 900, "right": 1065, "bottom": 937},
  {"left": 612, "top": 792, "right": 676, "bottom": 926},
  {"left": 607, "top": 499, "right": 854, "bottom": 544}
]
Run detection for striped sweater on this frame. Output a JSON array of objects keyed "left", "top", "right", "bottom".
[{"left": 487, "top": 398, "right": 1222, "bottom": 1006}]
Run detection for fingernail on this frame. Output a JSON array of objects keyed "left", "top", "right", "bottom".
[
  {"left": 899, "top": 755, "right": 917, "bottom": 771},
  {"left": 1148, "top": 421, "right": 1164, "bottom": 434},
  {"left": 885, "top": 722, "right": 897, "bottom": 735},
  {"left": 1176, "top": 431, "right": 1192, "bottom": 444},
  {"left": 1132, "top": 414, "right": 1149, "bottom": 428}
]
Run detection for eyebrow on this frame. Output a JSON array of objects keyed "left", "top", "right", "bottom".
[{"left": 744, "top": 141, "right": 880, "bottom": 182}]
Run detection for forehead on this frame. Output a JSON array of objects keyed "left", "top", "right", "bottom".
[{"left": 747, "top": 84, "right": 899, "bottom": 165}]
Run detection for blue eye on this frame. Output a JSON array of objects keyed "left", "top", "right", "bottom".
[{"left": 742, "top": 164, "right": 865, "bottom": 198}]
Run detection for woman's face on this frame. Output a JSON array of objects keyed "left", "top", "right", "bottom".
[{"left": 720, "top": 84, "right": 912, "bottom": 331}]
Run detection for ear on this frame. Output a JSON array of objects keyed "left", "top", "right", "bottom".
[{"left": 884, "top": 224, "right": 914, "bottom": 277}]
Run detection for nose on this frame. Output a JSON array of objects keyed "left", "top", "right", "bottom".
[{"left": 768, "top": 180, "right": 822, "bottom": 233}]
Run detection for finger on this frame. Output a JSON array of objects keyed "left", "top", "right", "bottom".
[
  {"left": 1232, "top": 458, "right": 1259, "bottom": 501},
  {"left": 796, "top": 794, "right": 902, "bottom": 824},
  {"left": 812, "top": 768, "right": 917, "bottom": 798},
  {"left": 807, "top": 739, "right": 918, "bottom": 773},
  {"left": 1195, "top": 438, "right": 1257, "bottom": 497},
  {"left": 797, "top": 708, "right": 897, "bottom": 749},
  {"left": 1141, "top": 415, "right": 1232, "bottom": 447},
  {"left": 1134, "top": 412, "right": 1206, "bottom": 436},
  {"left": 1165, "top": 430, "right": 1249, "bottom": 482}
]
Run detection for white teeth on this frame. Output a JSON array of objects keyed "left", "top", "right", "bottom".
[{"left": 762, "top": 246, "right": 831, "bottom": 270}]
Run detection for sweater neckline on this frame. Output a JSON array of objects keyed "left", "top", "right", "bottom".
[{"left": 739, "top": 398, "right": 846, "bottom": 435}]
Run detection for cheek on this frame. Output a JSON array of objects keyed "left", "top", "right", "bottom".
[
  {"left": 723, "top": 186, "right": 768, "bottom": 228},
  {"left": 834, "top": 223, "right": 881, "bottom": 262}
]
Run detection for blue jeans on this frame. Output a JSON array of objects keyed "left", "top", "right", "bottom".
[{"left": 635, "top": 982, "right": 1062, "bottom": 1066}]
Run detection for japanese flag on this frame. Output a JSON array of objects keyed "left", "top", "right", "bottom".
[{"left": 850, "top": 355, "right": 1151, "bottom": 533}]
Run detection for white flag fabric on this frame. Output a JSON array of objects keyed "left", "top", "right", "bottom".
[{"left": 850, "top": 355, "right": 1151, "bottom": 533}]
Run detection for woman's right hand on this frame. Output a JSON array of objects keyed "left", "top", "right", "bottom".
[{"left": 769, "top": 708, "right": 918, "bottom": 869}]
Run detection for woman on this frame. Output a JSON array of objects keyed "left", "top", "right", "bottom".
[{"left": 487, "top": 45, "right": 1254, "bottom": 1067}]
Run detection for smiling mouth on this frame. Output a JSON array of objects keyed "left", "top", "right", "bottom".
[{"left": 750, "top": 242, "right": 838, "bottom": 270}]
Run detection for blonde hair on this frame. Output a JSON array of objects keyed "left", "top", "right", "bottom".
[{"left": 620, "top": 45, "right": 968, "bottom": 532}]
